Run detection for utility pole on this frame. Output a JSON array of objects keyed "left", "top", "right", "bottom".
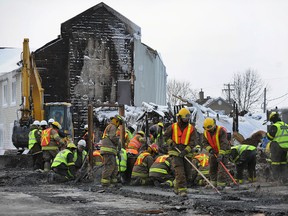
[{"left": 223, "top": 83, "right": 234, "bottom": 103}]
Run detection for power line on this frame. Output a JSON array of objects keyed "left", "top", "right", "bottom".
[{"left": 267, "top": 92, "right": 288, "bottom": 102}]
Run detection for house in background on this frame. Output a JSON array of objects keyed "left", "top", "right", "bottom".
[
  {"left": 196, "top": 89, "right": 233, "bottom": 115},
  {"left": 0, "top": 2, "right": 167, "bottom": 144},
  {"left": 0, "top": 48, "right": 22, "bottom": 152},
  {"left": 34, "top": 2, "right": 167, "bottom": 135}
]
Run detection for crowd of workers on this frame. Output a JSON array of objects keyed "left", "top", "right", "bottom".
[{"left": 28, "top": 108, "right": 288, "bottom": 197}]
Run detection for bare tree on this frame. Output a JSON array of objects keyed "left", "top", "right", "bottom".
[
  {"left": 229, "top": 69, "right": 264, "bottom": 112},
  {"left": 167, "top": 78, "right": 198, "bottom": 106}
]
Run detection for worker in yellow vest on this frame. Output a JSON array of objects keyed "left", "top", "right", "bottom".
[{"left": 49, "top": 143, "right": 77, "bottom": 183}]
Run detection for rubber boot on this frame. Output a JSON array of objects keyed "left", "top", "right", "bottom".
[{"left": 44, "top": 162, "right": 51, "bottom": 172}]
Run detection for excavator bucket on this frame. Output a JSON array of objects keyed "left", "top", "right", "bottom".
[{"left": 12, "top": 120, "right": 30, "bottom": 149}]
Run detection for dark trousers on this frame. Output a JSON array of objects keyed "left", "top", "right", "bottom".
[
  {"left": 236, "top": 151, "right": 256, "bottom": 180},
  {"left": 172, "top": 156, "right": 192, "bottom": 191},
  {"left": 270, "top": 141, "right": 288, "bottom": 181}
]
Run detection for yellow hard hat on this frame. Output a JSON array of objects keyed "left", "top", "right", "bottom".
[
  {"left": 67, "top": 142, "right": 77, "bottom": 149},
  {"left": 52, "top": 121, "right": 62, "bottom": 130},
  {"left": 158, "top": 122, "right": 164, "bottom": 128},
  {"left": 137, "top": 131, "right": 145, "bottom": 136},
  {"left": 177, "top": 108, "right": 191, "bottom": 118},
  {"left": 203, "top": 118, "right": 215, "bottom": 130},
  {"left": 269, "top": 111, "right": 280, "bottom": 122}
]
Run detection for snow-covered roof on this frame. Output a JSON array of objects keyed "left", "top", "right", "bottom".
[
  {"left": 94, "top": 98, "right": 267, "bottom": 140},
  {"left": 0, "top": 48, "right": 21, "bottom": 75}
]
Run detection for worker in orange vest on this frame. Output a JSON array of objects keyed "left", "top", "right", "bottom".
[
  {"left": 202, "top": 117, "right": 231, "bottom": 190},
  {"left": 164, "top": 107, "right": 197, "bottom": 197}
]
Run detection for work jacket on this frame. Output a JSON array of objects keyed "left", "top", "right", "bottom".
[
  {"left": 41, "top": 128, "right": 64, "bottom": 151},
  {"left": 73, "top": 149, "right": 88, "bottom": 169},
  {"left": 164, "top": 122, "right": 197, "bottom": 157},
  {"left": 267, "top": 121, "right": 288, "bottom": 149},
  {"left": 93, "top": 150, "right": 103, "bottom": 166},
  {"left": 28, "top": 126, "right": 41, "bottom": 150},
  {"left": 149, "top": 155, "right": 173, "bottom": 178},
  {"left": 230, "top": 144, "right": 256, "bottom": 164},
  {"left": 203, "top": 125, "right": 230, "bottom": 156},
  {"left": 132, "top": 151, "right": 154, "bottom": 178},
  {"left": 126, "top": 134, "right": 145, "bottom": 155},
  {"left": 51, "top": 149, "right": 75, "bottom": 177},
  {"left": 100, "top": 123, "right": 119, "bottom": 155},
  {"left": 116, "top": 148, "right": 127, "bottom": 172}
]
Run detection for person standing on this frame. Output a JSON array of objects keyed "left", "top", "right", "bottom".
[
  {"left": 164, "top": 107, "right": 197, "bottom": 197},
  {"left": 267, "top": 112, "right": 288, "bottom": 183},
  {"left": 100, "top": 115, "right": 124, "bottom": 187},
  {"left": 202, "top": 117, "right": 231, "bottom": 189},
  {"left": 41, "top": 121, "right": 65, "bottom": 172},
  {"left": 28, "top": 120, "right": 42, "bottom": 170}
]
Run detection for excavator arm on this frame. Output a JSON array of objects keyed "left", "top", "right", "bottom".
[{"left": 20, "top": 38, "right": 44, "bottom": 125}]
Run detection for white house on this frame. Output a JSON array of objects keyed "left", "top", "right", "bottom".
[{"left": 0, "top": 48, "right": 22, "bottom": 153}]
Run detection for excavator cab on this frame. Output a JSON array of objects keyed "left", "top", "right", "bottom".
[{"left": 44, "top": 102, "right": 74, "bottom": 139}]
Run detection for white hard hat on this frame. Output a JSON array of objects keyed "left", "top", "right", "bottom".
[
  {"left": 32, "top": 120, "right": 40, "bottom": 126},
  {"left": 77, "top": 139, "right": 86, "bottom": 147},
  {"left": 84, "top": 124, "right": 88, "bottom": 130},
  {"left": 48, "top": 118, "right": 55, "bottom": 123},
  {"left": 40, "top": 120, "right": 48, "bottom": 126}
]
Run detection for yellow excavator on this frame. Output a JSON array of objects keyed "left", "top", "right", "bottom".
[{"left": 12, "top": 38, "right": 74, "bottom": 151}]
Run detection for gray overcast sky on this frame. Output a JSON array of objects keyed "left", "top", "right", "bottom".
[{"left": 1, "top": 0, "right": 288, "bottom": 109}]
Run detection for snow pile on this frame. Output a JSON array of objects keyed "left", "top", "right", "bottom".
[{"left": 94, "top": 99, "right": 268, "bottom": 140}]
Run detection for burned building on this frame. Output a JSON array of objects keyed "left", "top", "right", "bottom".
[{"left": 34, "top": 2, "right": 166, "bottom": 135}]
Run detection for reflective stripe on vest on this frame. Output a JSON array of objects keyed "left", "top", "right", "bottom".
[
  {"left": 172, "top": 123, "right": 193, "bottom": 145},
  {"left": 273, "top": 122, "right": 288, "bottom": 149},
  {"left": 135, "top": 152, "right": 150, "bottom": 166},
  {"left": 149, "top": 167, "right": 168, "bottom": 174},
  {"left": 194, "top": 153, "right": 209, "bottom": 167},
  {"left": 127, "top": 136, "right": 142, "bottom": 155},
  {"left": 116, "top": 148, "right": 128, "bottom": 172},
  {"left": 51, "top": 149, "right": 73, "bottom": 168},
  {"left": 28, "top": 129, "right": 38, "bottom": 150},
  {"left": 155, "top": 155, "right": 170, "bottom": 167},
  {"left": 231, "top": 144, "right": 256, "bottom": 163},
  {"left": 204, "top": 126, "right": 222, "bottom": 153},
  {"left": 41, "top": 128, "right": 52, "bottom": 146}
]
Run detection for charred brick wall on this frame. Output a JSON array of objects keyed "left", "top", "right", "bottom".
[
  {"left": 34, "top": 38, "right": 69, "bottom": 103},
  {"left": 35, "top": 4, "right": 136, "bottom": 136}
]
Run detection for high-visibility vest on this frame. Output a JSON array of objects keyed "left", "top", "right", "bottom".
[
  {"left": 273, "top": 122, "right": 288, "bottom": 149},
  {"left": 194, "top": 153, "right": 209, "bottom": 167},
  {"left": 51, "top": 149, "right": 74, "bottom": 168},
  {"left": 116, "top": 148, "right": 127, "bottom": 172},
  {"left": 230, "top": 144, "right": 256, "bottom": 163},
  {"left": 172, "top": 123, "right": 193, "bottom": 145},
  {"left": 134, "top": 152, "right": 150, "bottom": 166},
  {"left": 73, "top": 150, "right": 88, "bottom": 162},
  {"left": 126, "top": 135, "right": 142, "bottom": 155},
  {"left": 28, "top": 129, "right": 38, "bottom": 150},
  {"left": 149, "top": 155, "right": 170, "bottom": 175},
  {"left": 41, "top": 128, "right": 52, "bottom": 146},
  {"left": 204, "top": 126, "right": 223, "bottom": 153}
]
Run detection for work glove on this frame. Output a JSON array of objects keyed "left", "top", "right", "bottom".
[
  {"left": 217, "top": 154, "right": 224, "bottom": 162},
  {"left": 178, "top": 150, "right": 187, "bottom": 158}
]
